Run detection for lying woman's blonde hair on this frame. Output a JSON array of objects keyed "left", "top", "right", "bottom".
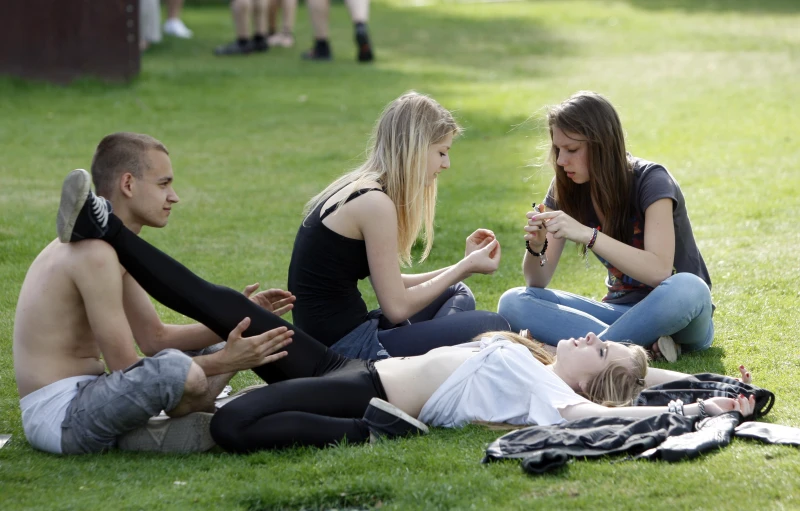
[{"left": 303, "top": 91, "right": 462, "bottom": 266}]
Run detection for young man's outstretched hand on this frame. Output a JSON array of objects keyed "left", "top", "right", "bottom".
[
  {"left": 220, "top": 318, "right": 293, "bottom": 371},
  {"left": 243, "top": 284, "right": 296, "bottom": 316}
]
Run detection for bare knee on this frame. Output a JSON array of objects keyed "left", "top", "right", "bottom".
[
  {"left": 183, "top": 362, "right": 209, "bottom": 399},
  {"left": 167, "top": 362, "right": 209, "bottom": 417}
]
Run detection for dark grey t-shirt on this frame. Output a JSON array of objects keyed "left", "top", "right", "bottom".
[{"left": 544, "top": 156, "right": 711, "bottom": 304}]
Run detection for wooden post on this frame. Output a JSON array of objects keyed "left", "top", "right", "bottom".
[{"left": 0, "top": 0, "right": 140, "bottom": 83}]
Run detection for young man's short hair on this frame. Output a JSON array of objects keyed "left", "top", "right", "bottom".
[{"left": 90, "top": 133, "right": 169, "bottom": 197}]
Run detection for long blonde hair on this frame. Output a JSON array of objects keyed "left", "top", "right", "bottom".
[
  {"left": 303, "top": 91, "right": 462, "bottom": 266},
  {"left": 484, "top": 331, "right": 648, "bottom": 407},
  {"left": 583, "top": 342, "right": 649, "bottom": 407}
]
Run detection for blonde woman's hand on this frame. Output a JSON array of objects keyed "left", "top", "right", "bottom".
[
  {"left": 535, "top": 210, "right": 594, "bottom": 245},
  {"left": 463, "top": 238, "right": 501, "bottom": 275},
  {"left": 524, "top": 205, "right": 547, "bottom": 249},
  {"left": 704, "top": 394, "right": 756, "bottom": 418},
  {"left": 465, "top": 229, "right": 496, "bottom": 257}
]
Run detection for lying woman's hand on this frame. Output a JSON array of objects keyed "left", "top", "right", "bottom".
[{"left": 704, "top": 394, "right": 756, "bottom": 418}]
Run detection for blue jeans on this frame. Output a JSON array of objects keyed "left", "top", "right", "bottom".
[{"left": 496, "top": 273, "right": 714, "bottom": 351}]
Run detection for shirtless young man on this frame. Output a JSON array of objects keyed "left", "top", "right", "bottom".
[
  {"left": 13, "top": 133, "right": 293, "bottom": 455},
  {"left": 51, "top": 167, "right": 757, "bottom": 453}
]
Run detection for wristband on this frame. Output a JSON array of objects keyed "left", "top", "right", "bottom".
[
  {"left": 697, "top": 399, "right": 708, "bottom": 418},
  {"left": 587, "top": 227, "right": 599, "bottom": 250}
]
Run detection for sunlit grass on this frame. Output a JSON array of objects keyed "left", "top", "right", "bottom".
[{"left": 1, "top": 1, "right": 799, "bottom": 509}]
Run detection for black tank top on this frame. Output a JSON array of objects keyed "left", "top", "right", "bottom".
[{"left": 287, "top": 188, "right": 384, "bottom": 346}]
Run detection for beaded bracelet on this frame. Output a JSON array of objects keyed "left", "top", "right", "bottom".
[
  {"left": 587, "top": 227, "right": 599, "bottom": 250},
  {"left": 526, "top": 239, "right": 548, "bottom": 266}
]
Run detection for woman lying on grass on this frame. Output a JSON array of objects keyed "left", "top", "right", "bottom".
[
  {"left": 498, "top": 91, "right": 714, "bottom": 362},
  {"left": 287, "top": 91, "right": 508, "bottom": 360},
  {"left": 56, "top": 180, "right": 755, "bottom": 453}
]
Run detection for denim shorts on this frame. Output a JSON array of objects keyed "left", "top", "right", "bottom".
[{"left": 60, "top": 349, "right": 192, "bottom": 454}]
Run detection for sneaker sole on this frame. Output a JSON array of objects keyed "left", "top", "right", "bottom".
[
  {"left": 368, "top": 398, "right": 429, "bottom": 434},
  {"left": 117, "top": 412, "right": 216, "bottom": 453},
  {"left": 656, "top": 335, "right": 679, "bottom": 363},
  {"left": 57, "top": 169, "right": 91, "bottom": 243}
]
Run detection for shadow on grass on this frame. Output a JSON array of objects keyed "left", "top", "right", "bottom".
[
  {"left": 620, "top": 0, "right": 800, "bottom": 14},
  {"left": 240, "top": 482, "right": 392, "bottom": 511}
]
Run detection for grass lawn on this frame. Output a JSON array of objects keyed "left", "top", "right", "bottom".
[{"left": 1, "top": 0, "right": 800, "bottom": 509}]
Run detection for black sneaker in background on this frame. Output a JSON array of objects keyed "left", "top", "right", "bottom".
[
  {"left": 214, "top": 39, "right": 253, "bottom": 56},
  {"left": 362, "top": 398, "right": 428, "bottom": 443},
  {"left": 302, "top": 39, "right": 332, "bottom": 61},
  {"left": 252, "top": 35, "right": 269, "bottom": 52},
  {"left": 57, "top": 169, "right": 112, "bottom": 243},
  {"left": 355, "top": 25, "right": 374, "bottom": 63}
]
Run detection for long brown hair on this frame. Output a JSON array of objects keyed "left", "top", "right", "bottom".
[
  {"left": 304, "top": 92, "right": 461, "bottom": 266},
  {"left": 547, "top": 91, "right": 634, "bottom": 254}
]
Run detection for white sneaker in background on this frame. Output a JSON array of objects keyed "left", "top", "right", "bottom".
[{"left": 163, "top": 18, "right": 193, "bottom": 39}]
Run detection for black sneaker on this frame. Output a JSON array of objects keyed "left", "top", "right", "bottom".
[
  {"left": 362, "top": 398, "right": 428, "bottom": 443},
  {"left": 301, "top": 48, "right": 332, "bottom": 61},
  {"left": 301, "top": 39, "right": 332, "bottom": 61},
  {"left": 355, "top": 26, "right": 374, "bottom": 63},
  {"left": 252, "top": 35, "right": 269, "bottom": 52},
  {"left": 214, "top": 40, "right": 253, "bottom": 56},
  {"left": 57, "top": 169, "right": 112, "bottom": 243}
]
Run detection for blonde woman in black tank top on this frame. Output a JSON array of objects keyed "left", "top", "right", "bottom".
[{"left": 287, "top": 91, "right": 509, "bottom": 359}]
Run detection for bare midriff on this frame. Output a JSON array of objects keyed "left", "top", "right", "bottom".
[{"left": 374, "top": 345, "right": 480, "bottom": 418}]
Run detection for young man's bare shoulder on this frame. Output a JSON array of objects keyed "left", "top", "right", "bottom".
[{"left": 59, "top": 240, "right": 121, "bottom": 275}]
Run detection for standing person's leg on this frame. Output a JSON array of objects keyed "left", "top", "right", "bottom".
[
  {"left": 280, "top": 0, "right": 297, "bottom": 45},
  {"left": 139, "top": 0, "right": 162, "bottom": 51},
  {"left": 599, "top": 273, "right": 714, "bottom": 351},
  {"left": 215, "top": 0, "right": 258, "bottom": 56},
  {"left": 345, "top": 0, "right": 373, "bottom": 62},
  {"left": 57, "top": 172, "right": 332, "bottom": 383},
  {"left": 164, "top": 0, "right": 193, "bottom": 39},
  {"left": 378, "top": 311, "right": 510, "bottom": 357},
  {"left": 267, "top": 0, "right": 279, "bottom": 36},
  {"left": 407, "top": 282, "right": 476, "bottom": 323},
  {"left": 497, "top": 287, "right": 629, "bottom": 345},
  {"left": 251, "top": 0, "right": 269, "bottom": 50},
  {"left": 303, "top": 0, "right": 332, "bottom": 60},
  {"left": 268, "top": 0, "right": 296, "bottom": 47}
]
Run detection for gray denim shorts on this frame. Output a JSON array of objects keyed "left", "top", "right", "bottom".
[{"left": 60, "top": 349, "right": 192, "bottom": 454}]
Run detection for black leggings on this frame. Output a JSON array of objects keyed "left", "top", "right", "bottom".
[
  {"left": 100, "top": 215, "right": 381, "bottom": 450},
  {"left": 377, "top": 282, "right": 510, "bottom": 357}
]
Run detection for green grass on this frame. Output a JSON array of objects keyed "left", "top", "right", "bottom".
[{"left": 2, "top": 0, "right": 800, "bottom": 509}]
